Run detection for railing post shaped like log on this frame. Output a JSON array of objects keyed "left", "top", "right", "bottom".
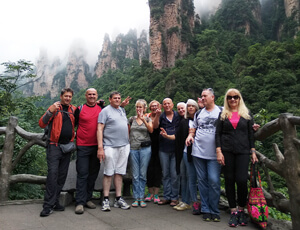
[
  {"left": 0, "top": 116, "right": 18, "bottom": 202},
  {"left": 279, "top": 113, "right": 300, "bottom": 230}
]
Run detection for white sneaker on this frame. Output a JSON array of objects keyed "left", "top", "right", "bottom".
[
  {"left": 114, "top": 197, "right": 130, "bottom": 210},
  {"left": 173, "top": 201, "right": 183, "bottom": 210},
  {"left": 101, "top": 199, "right": 111, "bottom": 212}
]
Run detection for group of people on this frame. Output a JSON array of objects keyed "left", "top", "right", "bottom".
[{"left": 39, "top": 87, "right": 259, "bottom": 228}]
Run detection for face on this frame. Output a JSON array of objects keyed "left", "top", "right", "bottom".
[
  {"left": 136, "top": 102, "right": 145, "bottom": 114},
  {"left": 150, "top": 102, "right": 159, "bottom": 113},
  {"left": 162, "top": 99, "right": 173, "bottom": 112},
  {"left": 109, "top": 94, "right": 121, "bottom": 108},
  {"left": 177, "top": 104, "right": 185, "bottom": 117},
  {"left": 201, "top": 90, "right": 214, "bottom": 107},
  {"left": 60, "top": 92, "right": 73, "bottom": 106},
  {"left": 227, "top": 91, "right": 240, "bottom": 109},
  {"left": 85, "top": 89, "right": 98, "bottom": 106},
  {"left": 187, "top": 104, "right": 196, "bottom": 117}
]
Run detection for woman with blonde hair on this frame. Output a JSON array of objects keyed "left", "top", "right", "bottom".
[
  {"left": 215, "top": 88, "right": 258, "bottom": 227},
  {"left": 128, "top": 99, "right": 153, "bottom": 208}
]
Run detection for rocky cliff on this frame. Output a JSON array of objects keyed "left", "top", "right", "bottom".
[
  {"left": 32, "top": 45, "right": 91, "bottom": 98},
  {"left": 284, "top": 0, "right": 300, "bottom": 18},
  {"left": 148, "top": 0, "right": 195, "bottom": 69},
  {"left": 94, "top": 30, "right": 149, "bottom": 78}
]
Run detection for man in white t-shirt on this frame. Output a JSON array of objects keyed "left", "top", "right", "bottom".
[
  {"left": 97, "top": 91, "right": 130, "bottom": 211},
  {"left": 186, "top": 88, "right": 222, "bottom": 222}
]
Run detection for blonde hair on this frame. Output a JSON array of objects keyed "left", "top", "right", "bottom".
[
  {"left": 135, "top": 99, "right": 148, "bottom": 113},
  {"left": 220, "top": 88, "right": 250, "bottom": 120}
]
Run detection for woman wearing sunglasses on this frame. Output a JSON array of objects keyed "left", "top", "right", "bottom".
[{"left": 215, "top": 88, "right": 258, "bottom": 227}]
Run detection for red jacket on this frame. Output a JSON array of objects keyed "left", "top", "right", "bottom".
[{"left": 39, "top": 104, "right": 76, "bottom": 143}]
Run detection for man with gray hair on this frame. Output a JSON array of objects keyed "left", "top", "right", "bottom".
[{"left": 186, "top": 88, "right": 222, "bottom": 222}]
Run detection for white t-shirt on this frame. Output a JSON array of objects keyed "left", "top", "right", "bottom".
[{"left": 191, "top": 105, "right": 222, "bottom": 160}]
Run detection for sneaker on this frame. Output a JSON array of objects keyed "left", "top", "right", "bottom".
[
  {"left": 192, "top": 202, "right": 201, "bottom": 215},
  {"left": 202, "top": 213, "right": 211, "bottom": 222},
  {"left": 53, "top": 203, "right": 65, "bottom": 211},
  {"left": 229, "top": 212, "right": 239, "bottom": 227},
  {"left": 238, "top": 210, "right": 248, "bottom": 226},
  {"left": 176, "top": 202, "right": 191, "bottom": 211},
  {"left": 211, "top": 214, "right": 220, "bottom": 222},
  {"left": 114, "top": 197, "right": 130, "bottom": 210},
  {"left": 173, "top": 201, "right": 183, "bottom": 210},
  {"left": 40, "top": 207, "right": 53, "bottom": 217},
  {"left": 86, "top": 201, "right": 96, "bottom": 209},
  {"left": 145, "top": 193, "right": 153, "bottom": 202},
  {"left": 75, "top": 205, "right": 84, "bottom": 214},
  {"left": 153, "top": 194, "right": 160, "bottom": 204},
  {"left": 101, "top": 199, "right": 111, "bottom": 212}
]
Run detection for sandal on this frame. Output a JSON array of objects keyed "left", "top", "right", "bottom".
[
  {"left": 145, "top": 193, "right": 153, "bottom": 202},
  {"left": 170, "top": 200, "right": 179, "bottom": 207},
  {"left": 158, "top": 199, "right": 171, "bottom": 205},
  {"left": 132, "top": 200, "right": 139, "bottom": 207},
  {"left": 140, "top": 200, "right": 147, "bottom": 208},
  {"left": 153, "top": 194, "right": 160, "bottom": 204}
]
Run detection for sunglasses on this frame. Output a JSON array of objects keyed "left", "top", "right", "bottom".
[{"left": 227, "top": 95, "right": 240, "bottom": 100}]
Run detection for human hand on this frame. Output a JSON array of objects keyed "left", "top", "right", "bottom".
[
  {"left": 185, "top": 136, "right": 194, "bottom": 146},
  {"left": 160, "top": 127, "right": 168, "bottom": 138},
  {"left": 97, "top": 148, "right": 105, "bottom": 163},
  {"left": 49, "top": 101, "right": 60, "bottom": 113},
  {"left": 251, "top": 152, "right": 259, "bottom": 164},
  {"left": 120, "top": 96, "right": 132, "bottom": 107},
  {"left": 216, "top": 151, "right": 225, "bottom": 166},
  {"left": 252, "top": 123, "right": 260, "bottom": 131}
]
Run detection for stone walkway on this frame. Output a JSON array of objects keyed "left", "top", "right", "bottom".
[{"left": 0, "top": 198, "right": 260, "bottom": 230}]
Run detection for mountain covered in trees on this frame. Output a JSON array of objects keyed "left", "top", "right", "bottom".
[{"left": 20, "top": 0, "right": 300, "bottom": 121}]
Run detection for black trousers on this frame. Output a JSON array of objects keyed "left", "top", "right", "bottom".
[
  {"left": 43, "top": 144, "right": 71, "bottom": 208},
  {"left": 75, "top": 145, "right": 100, "bottom": 205},
  {"left": 223, "top": 152, "right": 250, "bottom": 208}
]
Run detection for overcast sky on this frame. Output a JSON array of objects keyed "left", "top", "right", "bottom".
[{"left": 0, "top": 0, "right": 221, "bottom": 71}]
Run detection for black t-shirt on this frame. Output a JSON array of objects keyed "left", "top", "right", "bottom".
[{"left": 58, "top": 105, "right": 73, "bottom": 144}]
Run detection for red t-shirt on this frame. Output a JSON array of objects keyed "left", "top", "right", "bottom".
[{"left": 76, "top": 104, "right": 102, "bottom": 146}]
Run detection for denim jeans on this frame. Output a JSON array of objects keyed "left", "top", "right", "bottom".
[
  {"left": 193, "top": 156, "right": 221, "bottom": 215},
  {"left": 182, "top": 152, "right": 198, "bottom": 203},
  {"left": 130, "top": 146, "right": 151, "bottom": 200},
  {"left": 159, "top": 150, "right": 179, "bottom": 200},
  {"left": 75, "top": 145, "right": 100, "bottom": 205}
]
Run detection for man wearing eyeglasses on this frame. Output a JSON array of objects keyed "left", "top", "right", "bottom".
[{"left": 185, "top": 88, "right": 222, "bottom": 222}]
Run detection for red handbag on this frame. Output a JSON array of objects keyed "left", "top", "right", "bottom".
[{"left": 247, "top": 163, "right": 268, "bottom": 229}]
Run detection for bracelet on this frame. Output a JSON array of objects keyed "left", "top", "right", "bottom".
[{"left": 250, "top": 150, "right": 256, "bottom": 154}]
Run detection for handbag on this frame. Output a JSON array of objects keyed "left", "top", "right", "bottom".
[
  {"left": 247, "top": 163, "right": 268, "bottom": 229},
  {"left": 59, "top": 142, "right": 76, "bottom": 154}
]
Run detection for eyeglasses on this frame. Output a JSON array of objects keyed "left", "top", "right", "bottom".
[{"left": 227, "top": 95, "right": 240, "bottom": 100}]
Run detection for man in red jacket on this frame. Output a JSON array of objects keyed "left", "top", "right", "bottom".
[{"left": 39, "top": 88, "right": 76, "bottom": 217}]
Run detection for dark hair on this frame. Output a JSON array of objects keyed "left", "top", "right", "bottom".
[
  {"left": 109, "top": 91, "right": 121, "bottom": 99},
  {"left": 61, "top": 88, "right": 74, "bottom": 96},
  {"left": 202, "top": 88, "right": 215, "bottom": 96}
]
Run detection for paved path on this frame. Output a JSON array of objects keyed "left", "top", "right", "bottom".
[{"left": 0, "top": 199, "right": 259, "bottom": 230}]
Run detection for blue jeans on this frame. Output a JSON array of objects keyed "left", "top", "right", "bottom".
[
  {"left": 130, "top": 146, "right": 151, "bottom": 200},
  {"left": 182, "top": 152, "right": 198, "bottom": 203},
  {"left": 159, "top": 151, "right": 179, "bottom": 200},
  {"left": 193, "top": 156, "right": 221, "bottom": 215}
]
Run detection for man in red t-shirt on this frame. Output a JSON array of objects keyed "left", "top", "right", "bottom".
[{"left": 74, "top": 88, "right": 103, "bottom": 214}]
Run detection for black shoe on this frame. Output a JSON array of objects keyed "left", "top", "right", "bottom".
[
  {"left": 53, "top": 203, "right": 65, "bottom": 211},
  {"left": 40, "top": 208, "right": 53, "bottom": 217},
  {"left": 202, "top": 213, "right": 211, "bottom": 221},
  {"left": 229, "top": 212, "right": 239, "bottom": 227},
  {"left": 211, "top": 214, "right": 220, "bottom": 222},
  {"left": 238, "top": 210, "right": 248, "bottom": 226}
]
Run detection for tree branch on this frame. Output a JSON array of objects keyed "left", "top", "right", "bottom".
[
  {"left": 273, "top": 143, "right": 285, "bottom": 164},
  {"left": 9, "top": 174, "right": 46, "bottom": 184},
  {"left": 254, "top": 118, "right": 280, "bottom": 141},
  {"left": 11, "top": 140, "right": 36, "bottom": 170},
  {"left": 288, "top": 116, "right": 300, "bottom": 126},
  {"left": 256, "top": 150, "right": 284, "bottom": 177},
  {"left": 0, "top": 127, "right": 6, "bottom": 134},
  {"left": 15, "top": 126, "right": 46, "bottom": 147}
]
